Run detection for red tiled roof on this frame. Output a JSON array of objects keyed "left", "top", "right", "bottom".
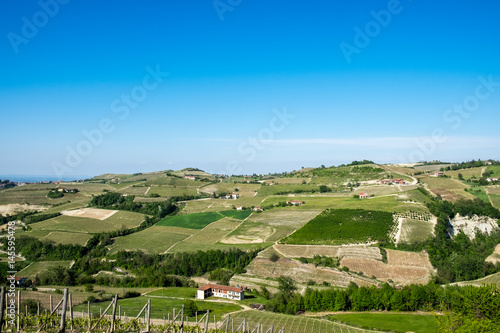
[{"left": 197, "top": 284, "right": 243, "bottom": 293}]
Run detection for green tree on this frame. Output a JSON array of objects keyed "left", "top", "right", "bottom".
[
  {"left": 184, "top": 299, "right": 198, "bottom": 317},
  {"left": 319, "top": 185, "right": 329, "bottom": 193},
  {"left": 277, "top": 276, "right": 297, "bottom": 294},
  {"left": 269, "top": 253, "right": 280, "bottom": 262}
]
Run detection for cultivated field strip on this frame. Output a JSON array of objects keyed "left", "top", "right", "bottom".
[
  {"left": 29, "top": 210, "right": 144, "bottom": 234},
  {"left": 109, "top": 226, "right": 192, "bottom": 254},
  {"left": 185, "top": 218, "right": 241, "bottom": 244},
  {"left": 61, "top": 207, "right": 118, "bottom": 220},
  {"left": 231, "top": 311, "right": 382, "bottom": 333},
  {"left": 18, "top": 261, "right": 73, "bottom": 279},
  {"left": 398, "top": 218, "right": 435, "bottom": 243},
  {"left": 386, "top": 249, "right": 434, "bottom": 269},
  {"left": 337, "top": 246, "right": 382, "bottom": 260},
  {"left": 274, "top": 244, "right": 340, "bottom": 258},
  {"left": 339, "top": 249, "right": 435, "bottom": 285},
  {"left": 41, "top": 231, "right": 92, "bottom": 246},
  {"left": 244, "top": 258, "right": 376, "bottom": 288}
]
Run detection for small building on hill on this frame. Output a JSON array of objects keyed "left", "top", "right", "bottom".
[
  {"left": 359, "top": 192, "right": 370, "bottom": 199},
  {"left": 183, "top": 175, "right": 196, "bottom": 180},
  {"left": 431, "top": 172, "right": 444, "bottom": 177},
  {"left": 286, "top": 200, "right": 305, "bottom": 206},
  {"left": 197, "top": 284, "right": 245, "bottom": 300},
  {"left": 221, "top": 193, "right": 239, "bottom": 200}
]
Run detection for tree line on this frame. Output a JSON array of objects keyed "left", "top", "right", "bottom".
[
  {"left": 440, "top": 159, "right": 497, "bottom": 171},
  {"left": 264, "top": 277, "right": 499, "bottom": 329},
  {"left": 5, "top": 235, "right": 259, "bottom": 289}
]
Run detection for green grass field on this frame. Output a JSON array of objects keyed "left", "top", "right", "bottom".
[
  {"left": 444, "top": 167, "right": 484, "bottom": 179},
  {"left": 200, "top": 183, "right": 261, "bottom": 197},
  {"left": 328, "top": 312, "right": 438, "bottom": 333},
  {"left": 18, "top": 261, "right": 73, "bottom": 279},
  {"left": 486, "top": 165, "right": 500, "bottom": 177},
  {"left": 283, "top": 209, "right": 395, "bottom": 245},
  {"left": 13, "top": 229, "right": 92, "bottom": 246},
  {"left": 40, "top": 200, "right": 88, "bottom": 214},
  {"left": 0, "top": 183, "right": 115, "bottom": 206},
  {"left": 399, "top": 219, "right": 434, "bottom": 244},
  {"left": 72, "top": 295, "right": 241, "bottom": 321},
  {"left": 222, "top": 220, "right": 274, "bottom": 243},
  {"left": 109, "top": 226, "right": 193, "bottom": 254},
  {"left": 404, "top": 188, "right": 433, "bottom": 205},
  {"left": 144, "top": 287, "right": 197, "bottom": 298},
  {"left": 257, "top": 184, "right": 322, "bottom": 196},
  {"left": 180, "top": 198, "right": 265, "bottom": 214},
  {"left": 157, "top": 212, "right": 225, "bottom": 229},
  {"left": 466, "top": 186, "right": 491, "bottom": 203},
  {"left": 167, "top": 239, "right": 270, "bottom": 253},
  {"left": 29, "top": 211, "right": 145, "bottom": 234},
  {"left": 265, "top": 177, "right": 310, "bottom": 185},
  {"left": 146, "top": 176, "right": 204, "bottom": 187},
  {"left": 182, "top": 218, "right": 241, "bottom": 244},
  {"left": 488, "top": 193, "right": 500, "bottom": 209},
  {"left": 261, "top": 194, "right": 423, "bottom": 213},
  {"left": 238, "top": 209, "right": 322, "bottom": 242},
  {"left": 157, "top": 210, "right": 251, "bottom": 229},
  {"left": 219, "top": 210, "right": 252, "bottom": 219},
  {"left": 0, "top": 186, "right": 78, "bottom": 205},
  {"left": 231, "top": 311, "right": 376, "bottom": 333},
  {"left": 41, "top": 231, "right": 93, "bottom": 245}
]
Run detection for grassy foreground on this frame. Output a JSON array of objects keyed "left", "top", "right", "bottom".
[
  {"left": 328, "top": 312, "right": 438, "bottom": 333},
  {"left": 72, "top": 295, "right": 241, "bottom": 321}
]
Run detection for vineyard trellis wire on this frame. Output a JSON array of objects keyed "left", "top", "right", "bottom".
[{"left": 0, "top": 288, "right": 285, "bottom": 333}]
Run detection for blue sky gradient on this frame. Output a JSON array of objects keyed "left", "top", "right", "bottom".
[{"left": 1, "top": 0, "right": 499, "bottom": 177}]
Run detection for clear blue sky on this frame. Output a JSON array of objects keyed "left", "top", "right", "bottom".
[{"left": 1, "top": 0, "right": 499, "bottom": 177}]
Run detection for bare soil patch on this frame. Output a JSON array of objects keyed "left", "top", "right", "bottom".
[
  {"left": 486, "top": 244, "right": 500, "bottom": 264},
  {"left": 245, "top": 257, "right": 376, "bottom": 288},
  {"left": 0, "top": 204, "right": 48, "bottom": 215},
  {"left": 274, "top": 244, "right": 340, "bottom": 258},
  {"left": 220, "top": 235, "right": 264, "bottom": 244},
  {"left": 340, "top": 249, "right": 435, "bottom": 285},
  {"left": 61, "top": 208, "right": 118, "bottom": 220}
]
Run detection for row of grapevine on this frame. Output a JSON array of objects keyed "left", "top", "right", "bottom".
[
  {"left": 282, "top": 209, "right": 395, "bottom": 245},
  {"left": 0, "top": 288, "right": 286, "bottom": 333}
]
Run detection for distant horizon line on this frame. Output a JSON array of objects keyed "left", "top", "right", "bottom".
[{"left": 1, "top": 158, "right": 497, "bottom": 182}]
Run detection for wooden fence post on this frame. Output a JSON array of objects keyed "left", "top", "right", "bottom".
[
  {"left": 110, "top": 295, "right": 118, "bottom": 333},
  {"left": 16, "top": 290, "right": 20, "bottom": 332},
  {"left": 69, "top": 293, "right": 73, "bottom": 331},
  {"left": 89, "top": 297, "right": 114, "bottom": 331},
  {"left": 0, "top": 286, "right": 5, "bottom": 333},
  {"left": 57, "top": 288, "right": 69, "bottom": 333},
  {"left": 146, "top": 299, "right": 151, "bottom": 333}
]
